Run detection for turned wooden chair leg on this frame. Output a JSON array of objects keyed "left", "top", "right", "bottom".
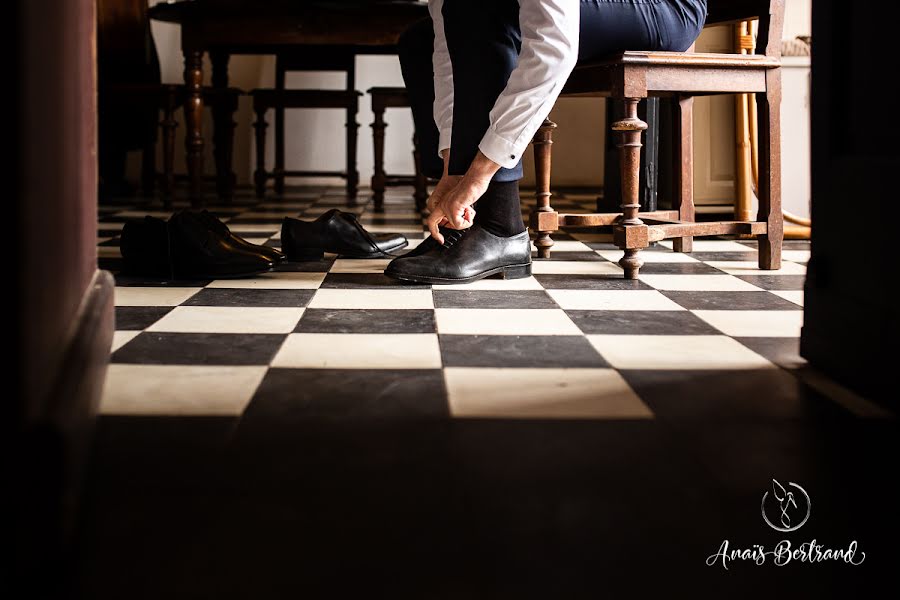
[
  {"left": 673, "top": 95, "right": 695, "bottom": 253},
  {"left": 370, "top": 100, "right": 387, "bottom": 209},
  {"left": 253, "top": 103, "right": 268, "bottom": 198},
  {"left": 274, "top": 60, "right": 286, "bottom": 196},
  {"left": 530, "top": 118, "right": 558, "bottom": 259},
  {"left": 160, "top": 92, "right": 178, "bottom": 210},
  {"left": 412, "top": 132, "right": 428, "bottom": 211},
  {"left": 756, "top": 71, "right": 783, "bottom": 269},
  {"left": 612, "top": 97, "right": 650, "bottom": 280},
  {"left": 346, "top": 102, "right": 360, "bottom": 200}
]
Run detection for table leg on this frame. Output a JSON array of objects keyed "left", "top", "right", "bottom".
[
  {"left": 211, "top": 51, "right": 235, "bottom": 203},
  {"left": 184, "top": 48, "right": 205, "bottom": 207}
]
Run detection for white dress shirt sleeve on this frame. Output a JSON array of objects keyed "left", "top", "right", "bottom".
[
  {"left": 429, "top": 0, "right": 454, "bottom": 159},
  {"left": 478, "top": 0, "right": 580, "bottom": 169}
]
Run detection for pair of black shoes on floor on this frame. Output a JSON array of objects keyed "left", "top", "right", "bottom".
[
  {"left": 384, "top": 224, "right": 532, "bottom": 285},
  {"left": 121, "top": 210, "right": 284, "bottom": 279},
  {"left": 281, "top": 208, "right": 408, "bottom": 260}
]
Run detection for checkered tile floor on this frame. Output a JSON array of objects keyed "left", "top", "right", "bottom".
[{"left": 98, "top": 185, "right": 852, "bottom": 420}]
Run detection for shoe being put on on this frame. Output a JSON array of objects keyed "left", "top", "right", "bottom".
[{"left": 384, "top": 224, "right": 531, "bottom": 285}]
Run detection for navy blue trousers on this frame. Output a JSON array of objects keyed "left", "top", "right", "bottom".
[{"left": 398, "top": 0, "right": 707, "bottom": 183}]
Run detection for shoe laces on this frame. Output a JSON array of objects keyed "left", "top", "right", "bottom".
[{"left": 441, "top": 228, "right": 467, "bottom": 249}]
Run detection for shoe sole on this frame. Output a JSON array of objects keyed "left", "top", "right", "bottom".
[
  {"left": 384, "top": 262, "right": 532, "bottom": 285},
  {"left": 285, "top": 240, "right": 409, "bottom": 261}
]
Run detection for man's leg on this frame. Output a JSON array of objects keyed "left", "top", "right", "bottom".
[
  {"left": 442, "top": 0, "right": 525, "bottom": 237},
  {"left": 398, "top": 19, "right": 444, "bottom": 181}
]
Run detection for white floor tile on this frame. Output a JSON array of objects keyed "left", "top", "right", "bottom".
[
  {"left": 272, "top": 333, "right": 441, "bottom": 369},
  {"left": 782, "top": 250, "right": 811, "bottom": 263},
  {"left": 569, "top": 233, "right": 614, "bottom": 243},
  {"left": 638, "top": 274, "right": 764, "bottom": 291},
  {"left": 547, "top": 289, "right": 685, "bottom": 311},
  {"left": 531, "top": 261, "right": 623, "bottom": 275},
  {"left": 97, "top": 246, "right": 122, "bottom": 258},
  {"left": 309, "top": 289, "right": 434, "bottom": 309},
  {"left": 596, "top": 250, "right": 700, "bottom": 263},
  {"left": 587, "top": 334, "right": 776, "bottom": 370},
  {"left": 101, "top": 364, "right": 266, "bottom": 415},
  {"left": 330, "top": 259, "right": 393, "bottom": 273},
  {"left": 111, "top": 331, "right": 140, "bottom": 352},
  {"left": 692, "top": 310, "right": 804, "bottom": 337},
  {"left": 114, "top": 287, "right": 202, "bottom": 307},
  {"left": 441, "top": 276, "right": 544, "bottom": 290},
  {"left": 146, "top": 306, "right": 304, "bottom": 333},
  {"left": 771, "top": 290, "right": 804, "bottom": 306},
  {"left": 205, "top": 272, "right": 324, "bottom": 289},
  {"left": 435, "top": 308, "right": 581, "bottom": 335},
  {"left": 224, "top": 223, "right": 283, "bottom": 232},
  {"left": 445, "top": 368, "right": 652, "bottom": 419},
  {"left": 704, "top": 261, "right": 807, "bottom": 275}
]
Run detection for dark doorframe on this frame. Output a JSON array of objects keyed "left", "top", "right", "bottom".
[
  {"left": 801, "top": 0, "right": 899, "bottom": 403},
  {"left": 13, "top": 0, "right": 115, "bottom": 593}
]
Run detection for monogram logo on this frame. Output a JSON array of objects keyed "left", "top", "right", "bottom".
[{"left": 761, "top": 479, "right": 811, "bottom": 533}]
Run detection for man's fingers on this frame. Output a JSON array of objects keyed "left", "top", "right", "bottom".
[{"left": 427, "top": 211, "right": 445, "bottom": 244}]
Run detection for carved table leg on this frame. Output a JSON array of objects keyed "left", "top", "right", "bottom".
[
  {"left": 160, "top": 87, "right": 178, "bottom": 210},
  {"left": 530, "top": 118, "right": 557, "bottom": 259},
  {"left": 346, "top": 101, "right": 360, "bottom": 201},
  {"left": 183, "top": 49, "right": 205, "bottom": 208},
  {"left": 370, "top": 98, "right": 387, "bottom": 209},
  {"left": 274, "top": 58, "right": 286, "bottom": 196},
  {"left": 253, "top": 100, "right": 269, "bottom": 198},
  {"left": 613, "top": 98, "right": 649, "bottom": 280},
  {"left": 211, "top": 51, "right": 234, "bottom": 203}
]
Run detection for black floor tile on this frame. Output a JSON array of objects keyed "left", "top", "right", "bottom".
[
  {"left": 566, "top": 309, "right": 720, "bottom": 335},
  {"left": 733, "top": 275, "right": 807, "bottom": 290},
  {"left": 433, "top": 290, "right": 558, "bottom": 309},
  {"left": 183, "top": 288, "right": 315, "bottom": 307},
  {"left": 439, "top": 334, "right": 608, "bottom": 368},
  {"left": 114, "top": 306, "right": 174, "bottom": 330},
  {"left": 320, "top": 273, "right": 430, "bottom": 289},
  {"left": 296, "top": 309, "right": 436, "bottom": 333},
  {"left": 660, "top": 291, "right": 803, "bottom": 311},
  {"left": 734, "top": 336, "right": 807, "bottom": 369},
  {"left": 111, "top": 332, "right": 286, "bottom": 365},
  {"left": 242, "top": 368, "right": 449, "bottom": 419},
  {"left": 638, "top": 262, "right": 726, "bottom": 275},
  {"left": 535, "top": 274, "right": 654, "bottom": 290}
]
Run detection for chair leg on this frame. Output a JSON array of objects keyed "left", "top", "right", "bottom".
[
  {"left": 612, "top": 97, "right": 650, "bottom": 280},
  {"left": 672, "top": 95, "right": 695, "bottom": 253},
  {"left": 530, "top": 118, "right": 557, "bottom": 259},
  {"left": 412, "top": 132, "right": 428, "bottom": 211},
  {"left": 274, "top": 60, "right": 286, "bottom": 196},
  {"left": 371, "top": 100, "right": 387, "bottom": 209},
  {"left": 756, "top": 70, "right": 783, "bottom": 269},
  {"left": 211, "top": 98, "right": 234, "bottom": 203},
  {"left": 160, "top": 92, "right": 178, "bottom": 210},
  {"left": 346, "top": 103, "right": 360, "bottom": 200},
  {"left": 253, "top": 103, "right": 268, "bottom": 198},
  {"left": 141, "top": 141, "right": 155, "bottom": 196}
]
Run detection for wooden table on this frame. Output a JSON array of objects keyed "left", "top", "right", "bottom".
[{"left": 148, "top": 0, "right": 428, "bottom": 206}]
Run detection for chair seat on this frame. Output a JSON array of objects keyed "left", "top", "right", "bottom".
[
  {"left": 251, "top": 88, "right": 362, "bottom": 110},
  {"left": 563, "top": 51, "right": 781, "bottom": 97}
]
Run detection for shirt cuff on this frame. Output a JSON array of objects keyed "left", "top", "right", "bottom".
[
  {"left": 478, "top": 127, "right": 522, "bottom": 170},
  {"left": 437, "top": 128, "right": 453, "bottom": 160}
]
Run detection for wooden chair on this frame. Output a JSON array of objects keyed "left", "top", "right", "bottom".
[
  {"left": 367, "top": 86, "right": 433, "bottom": 211},
  {"left": 530, "top": 0, "right": 784, "bottom": 279},
  {"left": 98, "top": 0, "right": 242, "bottom": 205},
  {"left": 250, "top": 88, "right": 362, "bottom": 198},
  {"left": 259, "top": 49, "right": 360, "bottom": 199}
]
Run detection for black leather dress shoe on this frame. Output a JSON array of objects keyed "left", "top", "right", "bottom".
[
  {"left": 167, "top": 211, "right": 274, "bottom": 279},
  {"left": 281, "top": 209, "right": 408, "bottom": 260},
  {"left": 390, "top": 226, "right": 463, "bottom": 261},
  {"left": 384, "top": 225, "right": 531, "bottom": 284},
  {"left": 120, "top": 216, "right": 174, "bottom": 278},
  {"left": 198, "top": 210, "right": 286, "bottom": 264}
]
